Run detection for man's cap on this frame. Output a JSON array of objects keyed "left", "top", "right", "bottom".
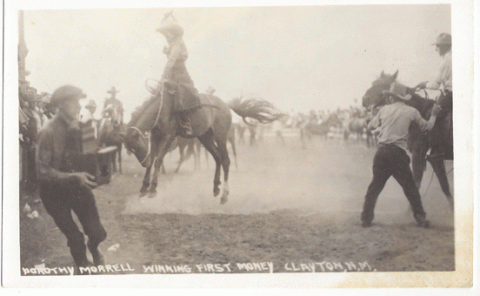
[
  {"left": 50, "top": 85, "right": 86, "bottom": 106},
  {"left": 156, "top": 11, "right": 184, "bottom": 37},
  {"left": 382, "top": 82, "right": 412, "bottom": 101},
  {"left": 85, "top": 99, "right": 97, "bottom": 109},
  {"left": 432, "top": 33, "right": 451, "bottom": 45},
  {"left": 107, "top": 86, "right": 119, "bottom": 94}
]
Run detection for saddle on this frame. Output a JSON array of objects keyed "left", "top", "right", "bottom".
[{"left": 163, "top": 80, "right": 202, "bottom": 113}]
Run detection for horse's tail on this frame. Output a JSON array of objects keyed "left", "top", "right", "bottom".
[{"left": 228, "top": 97, "right": 285, "bottom": 126}]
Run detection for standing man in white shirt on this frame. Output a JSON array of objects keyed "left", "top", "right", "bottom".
[{"left": 361, "top": 82, "right": 441, "bottom": 228}]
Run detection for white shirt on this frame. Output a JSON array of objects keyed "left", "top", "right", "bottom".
[
  {"left": 427, "top": 50, "right": 452, "bottom": 91},
  {"left": 368, "top": 102, "right": 435, "bottom": 151}
]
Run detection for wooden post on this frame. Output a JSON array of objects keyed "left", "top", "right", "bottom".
[{"left": 18, "top": 10, "right": 28, "bottom": 83}]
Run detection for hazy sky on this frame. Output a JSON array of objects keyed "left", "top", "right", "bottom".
[{"left": 22, "top": 4, "right": 450, "bottom": 121}]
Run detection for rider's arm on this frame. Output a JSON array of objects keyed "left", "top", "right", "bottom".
[{"left": 426, "top": 56, "right": 451, "bottom": 90}]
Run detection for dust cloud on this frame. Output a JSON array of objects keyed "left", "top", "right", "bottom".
[{"left": 122, "top": 133, "right": 453, "bottom": 228}]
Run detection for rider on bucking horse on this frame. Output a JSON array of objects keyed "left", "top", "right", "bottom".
[
  {"left": 415, "top": 33, "right": 453, "bottom": 160},
  {"left": 156, "top": 11, "right": 201, "bottom": 137}
]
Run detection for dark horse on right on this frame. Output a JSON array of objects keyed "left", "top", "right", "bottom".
[{"left": 362, "top": 70, "right": 453, "bottom": 210}]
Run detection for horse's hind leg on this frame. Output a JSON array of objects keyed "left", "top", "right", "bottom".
[
  {"left": 174, "top": 146, "right": 185, "bottom": 173},
  {"left": 112, "top": 150, "right": 117, "bottom": 173},
  {"left": 229, "top": 136, "right": 238, "bottom": 170},
  {"left": 215, "top": 137, "right": 230, "bottom": 204},
  {"left": 428, "top": 153, "right": 453, "bottom": 211},
  {"left": 198, "top": 130, "right": 222, "bottom": 199},
  {"left": 118, "top": 144, "right": 122, "bottom": 174}
]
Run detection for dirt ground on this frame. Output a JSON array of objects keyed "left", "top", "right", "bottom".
[{"left": 20, "top": 129, "right": 455, "bottom": 276}]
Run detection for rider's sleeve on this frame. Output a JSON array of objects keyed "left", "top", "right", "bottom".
[{"left": 426, "top": 57, "right": 451, "bottom": 90}]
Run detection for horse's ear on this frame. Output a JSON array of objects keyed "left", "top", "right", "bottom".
[
  {"left": 392, "top": 70, "right": 399, "bottom": 81},
  {"left": 380, "top": 70, "right": 385, "bottom": 77}
]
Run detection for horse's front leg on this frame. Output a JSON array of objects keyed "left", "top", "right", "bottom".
[
  {"left": 139, "top": 166, "right": 152, "bottom": 197},
  {"left": 149, "top": 134, "right": 175, "bottom": 197}
]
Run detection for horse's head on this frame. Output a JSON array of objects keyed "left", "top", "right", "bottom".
[
  {"left": 124, "top": 127, "right": 152, "bottom": 167},
  {"left": 362, "top": 70, "right": 398, "bottom": 108}
]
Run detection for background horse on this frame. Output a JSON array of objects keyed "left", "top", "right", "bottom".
[
  {"left": 344, "top": 113, "right": 377, "bottom": 147},
  {"left": 124, "top": 87, "right": 281, "bottom": 204},
  {"left": 362, "top": 70, "right": 453, "bottom": 210},
  {"left": 169, "top": 137, "right": 202, "bottom": 173},
  {"left": 299, "top": 113, "right": 343, "bottom": 147},
  {"left": 97, "top": 105, "right": 125, "bottom": 174}
]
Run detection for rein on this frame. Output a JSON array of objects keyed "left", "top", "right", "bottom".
[{"left": 126, "top": 82, "right": 165, "bottom": 166}]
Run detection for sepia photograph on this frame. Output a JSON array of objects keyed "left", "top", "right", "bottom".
[{"left": 2, "top": 0, "right": 476, "bottom": 292}]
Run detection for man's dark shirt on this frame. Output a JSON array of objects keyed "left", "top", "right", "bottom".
[{"left": 36, "top": 113, "right": 79, "bottom": 184}]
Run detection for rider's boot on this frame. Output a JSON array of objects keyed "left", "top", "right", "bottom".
[{"left": 178, "top": 113, "right": 194, "bottom": 137}]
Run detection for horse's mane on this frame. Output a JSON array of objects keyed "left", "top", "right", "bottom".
[{"left": 128, "top": 96, "right": 158, "bottom": 126}]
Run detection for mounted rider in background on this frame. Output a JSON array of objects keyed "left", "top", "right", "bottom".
[
  {"left": 156, "top": 11, "right": 202, "bottom": 137},
  {"left": 103, "top": 87, "right": 124, "bottom": 125},
  {"left": 415, "top": 33, "right": 452, "bottom": 160}
]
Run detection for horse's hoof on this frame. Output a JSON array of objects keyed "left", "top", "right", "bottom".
[
  {"left": 139, "top": 191, "right": 147, "bottom": 198},
  {"left": 148, "top": 192, "right": 157, "bottom": 198},
  {"left": 447, "top": 197, "right": 454, "bottom": 211},
  {"left": 220, "top": 195, "right": 228, "bottom": 205},
  {"left": 213, "top": 187, "right": 220, "bottom": 197}
]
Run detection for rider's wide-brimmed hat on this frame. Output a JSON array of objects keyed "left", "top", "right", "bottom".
[
  {"left": 432, "top": 33, "right": 451, "bottom": 45},
  {"left": 50, "top": 85, "right": 87, "bottom": 106},
  {"left": 85, "top": 99, "right": 97, "bottom": 109},
  {"left": 382, "top": 82, "right": 412, "bottom": 101},
  {"left": 107, "top": 86, "right": 119, "bottom": 94},
  {"left": 156, "top": 12, "right": 184, "bottom": 37}
]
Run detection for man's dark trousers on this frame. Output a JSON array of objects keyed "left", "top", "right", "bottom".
[
  {"left": 39, "top": 181, "right": 106, "bottom": 267},
  {"left": 361, "top": 143, "right": 426, "bottom": 225}
]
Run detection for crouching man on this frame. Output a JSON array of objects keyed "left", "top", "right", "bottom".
[
  {"left": 36, "top": 85, "right": 106, "bottom": 272},
  {"left": 361, "top": 82, "right": 441, "bottom": 228}
]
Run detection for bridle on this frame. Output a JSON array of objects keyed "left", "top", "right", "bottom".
[{"left": 125, "top": 81, "right": 165, "bottom": 166}]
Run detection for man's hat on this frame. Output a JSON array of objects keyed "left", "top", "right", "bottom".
[
  {"left": 432, "top": 33, "right": 451, "bottom": 45},
  {"left": 107, "top": 86, "right": 119, "bottom": 94},
  {"left": 85, "top": 99, "right": 97, "bottom": 109},
  {"left": 34, "top": 93, "right": 51, "bottom": 104},
  {"left": 156, "top": 11, "right": 184, "bottom": 37},
  {"left": 382, "top": 82, "right": 412, "bottom": 101},
  {"left": 50, "top": 85, "right": 86, "bottom": 106}
]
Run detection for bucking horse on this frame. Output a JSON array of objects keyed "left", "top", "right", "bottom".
[
  {"left": 362, "top": 70, "right": 453, "bottom": 210},
  {"left": 123, "top": 83, "right": 282, "bottom": 204}
]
